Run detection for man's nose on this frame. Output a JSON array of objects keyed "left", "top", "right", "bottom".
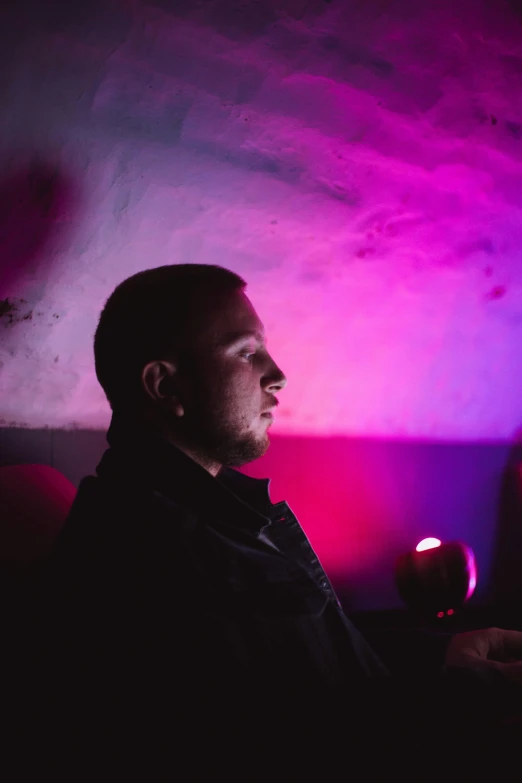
[{"left": 264, "top": 359, "right": 287, "bottom": 392}]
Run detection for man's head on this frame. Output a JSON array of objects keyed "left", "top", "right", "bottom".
[{"left": 94, "top": 264, "right": 287, "bottom": 474}]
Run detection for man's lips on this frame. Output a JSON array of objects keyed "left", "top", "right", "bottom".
[{"left": 261, "top": 400, "right": 279, "bottom": 416}]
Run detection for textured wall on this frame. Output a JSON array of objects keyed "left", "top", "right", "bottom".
[{"left": 0, "top": 0, "right": 521, "bottom": 439}]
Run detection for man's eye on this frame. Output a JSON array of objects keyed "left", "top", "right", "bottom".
[{"left": 240, "top": 352, "right": 255, "bottom": 361}]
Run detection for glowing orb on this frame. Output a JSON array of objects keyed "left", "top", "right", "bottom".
[{"left": 416, "top": 537, "right": 442, "bottom": 552}]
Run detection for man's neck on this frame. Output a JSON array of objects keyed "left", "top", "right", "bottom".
[
  {"left": 125, "top": 409, "right": 223, "bottom": 478},
  {"left": 169, "top": 440, "right": 222, "bottom": 478}
]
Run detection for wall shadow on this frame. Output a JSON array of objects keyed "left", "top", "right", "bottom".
[{"left": 0, "top": 154, "right": 79, "bottom": 301}]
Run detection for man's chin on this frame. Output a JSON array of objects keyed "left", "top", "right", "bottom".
[{"left": 221, "top": 434, "right": 270, "bottom": 468}]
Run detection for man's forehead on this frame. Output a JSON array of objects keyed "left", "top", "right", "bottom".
[
  {"left": 220, "top": 296, "right": 265, "bottom": 343},
  {"left": 196, "top": 290, "right": 266, "bottom": 345}
]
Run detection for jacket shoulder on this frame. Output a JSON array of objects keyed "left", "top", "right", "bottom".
[{"left": 56, "top": 474, "right": 200, "bottom": 558}]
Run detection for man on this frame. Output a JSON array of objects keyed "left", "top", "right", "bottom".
[{"left": 17, "top": 265, "right": 522, "bottom": 776}]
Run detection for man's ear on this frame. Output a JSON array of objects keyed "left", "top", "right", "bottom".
[{"left": 141, "top": 360, "right": 183, "bottom": 415}]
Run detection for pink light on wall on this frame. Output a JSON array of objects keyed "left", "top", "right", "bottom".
[
  {"left": 0, "top": 1, "right": 521, "bottom": 439},
  {"left": 0, "top": 0, "right": 518, "bottom": 610}
]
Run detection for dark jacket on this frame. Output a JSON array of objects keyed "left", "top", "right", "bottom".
[{"left": 9, "top": 413, "right": 512, "bottom": 777}]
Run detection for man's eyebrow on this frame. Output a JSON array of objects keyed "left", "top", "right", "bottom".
[{"left": 220, "top": 330, "right": 266, "bottom": 347}]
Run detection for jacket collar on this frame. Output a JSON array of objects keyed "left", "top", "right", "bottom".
[{"left": 97, "top": 411, "right": 274, "bottom": 533}]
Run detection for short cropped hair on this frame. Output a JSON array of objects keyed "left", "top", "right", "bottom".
[{"left": 94, "top": 264, "right": 246, "bottom": 412}]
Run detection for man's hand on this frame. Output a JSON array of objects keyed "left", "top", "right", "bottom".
[{"left": 446, "top": 627, "right": 522, "bottom": 685}]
